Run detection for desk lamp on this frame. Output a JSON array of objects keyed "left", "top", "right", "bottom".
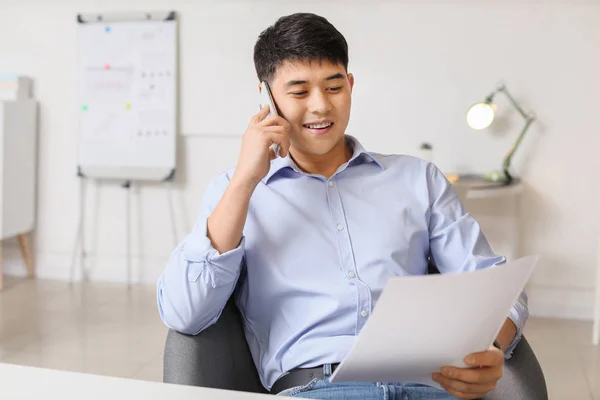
[{"left": 466, "top": 83, "right": 535, "bottom": 184}]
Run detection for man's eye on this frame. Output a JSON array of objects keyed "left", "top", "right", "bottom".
[
  {"left": 291, "top": 91, "right": 307, "bottom": 96},
  {"left": 327, "top": 87, "right": 342, "bottom": 92}
]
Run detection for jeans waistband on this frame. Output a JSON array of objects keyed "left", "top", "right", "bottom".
[{"left": 271, "top": 363, "right": 340, "bottom": 394}]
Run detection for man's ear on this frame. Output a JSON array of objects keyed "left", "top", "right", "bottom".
[
  {"left": 258, "top": 82, "right": 262, "bottom": 93},
  {"left": 348, "top": 73, "right": 355, "bottom": 92}
]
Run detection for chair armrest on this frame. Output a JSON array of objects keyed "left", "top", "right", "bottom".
[
  {"left": 484, "top": 335, "right": 548, "bottom": 400},
  {"left": 162, "top": 298, "right": 266, "bottom": 393}
]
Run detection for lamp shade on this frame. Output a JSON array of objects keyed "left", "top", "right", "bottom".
[{"left": 466, "top": 102, "right": 495, "bottom": 130}]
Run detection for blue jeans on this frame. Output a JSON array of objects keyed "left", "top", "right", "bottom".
[{"left": 276, "top": 365, "right": 457, "bottom": 399}]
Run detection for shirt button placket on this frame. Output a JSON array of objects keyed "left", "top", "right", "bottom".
[{"left": 327, "top": 178, "right": 367, "bottom": 332}]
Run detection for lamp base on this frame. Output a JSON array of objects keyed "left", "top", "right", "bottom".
[
  {"left": 484, "top": 170, "right": 513, "bottom": 184},
  {"left": 447, "top": 173, "right": 520, "bottom": 189}
]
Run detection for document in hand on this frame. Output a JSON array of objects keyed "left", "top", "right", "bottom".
[{"left": 329, "top": 255, "right": 538, "bottom": 389}]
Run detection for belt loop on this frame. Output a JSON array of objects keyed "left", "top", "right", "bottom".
[{"left": 323, "top": 363, "right": 332, "bottom": 376}]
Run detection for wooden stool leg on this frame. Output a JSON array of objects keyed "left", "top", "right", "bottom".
[
  {"left": 0, "top": 242, "right": 4, "bottom": 290},
  {"left": 17, "top": 233, "right": 35, "bottom": 278}
]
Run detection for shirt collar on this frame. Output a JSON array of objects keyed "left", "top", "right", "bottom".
[{"left": 262, "top": 135, "right": 384, "bottom": 184}]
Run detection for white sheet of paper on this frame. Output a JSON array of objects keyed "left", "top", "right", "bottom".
[{"left": 329, "top": 255, "right": 538, "bottom": 389}]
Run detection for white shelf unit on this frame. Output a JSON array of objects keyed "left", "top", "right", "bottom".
[{"left": 0, "top": 97, "right": 38, "bottom": 289}]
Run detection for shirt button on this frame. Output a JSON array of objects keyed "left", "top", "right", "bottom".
[
  {"left": 328, "top": 180, "right": 334, "bottom": 187},
  {"left": 360, "top": 310, "right": 368, "bottom": 318},
  {"left": 348, "top": 271, "right": 356, "bottom": 279},
  {"left": 337, "top": 224, "right": 344, "bottom": 231}
]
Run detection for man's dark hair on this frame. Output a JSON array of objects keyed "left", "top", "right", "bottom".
[{"left": 253, "top": 13, "right": 349, "bottom": 83}]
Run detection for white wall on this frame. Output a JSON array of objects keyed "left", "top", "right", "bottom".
[{"left": 1, "top": 0, "right": 599, "bottom": 320}]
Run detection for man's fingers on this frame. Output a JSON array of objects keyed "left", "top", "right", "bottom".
[
  {"left": 268, "top": 147, "right": 277, "bottom": 161},
  {"left": 252, "top": 104, "right": 271, "bottom": 123},
  {"left": 440, "top": 365, "right": 502, "bottom": 384},
  {"left": 433, "top": 374, "right": 496, "bottom": 396},
  {"left": 464, "top": 348, "right": 504, "bottom": 367},
  {"left": 443, "top": 386, "right": 487, "bottom": 400},
  {"left": 262, "top": 126, "right": 287, "bottom": 134},
  {"left": 259, "top": 113, "right": 278, "bottom": 126},
  {"left": 267, "top": 131, "right": 290, "bottom": 158},
  {"left": 259, "top": 113, "right": 290, "bottom": 128},
  {"left": 434, "top": 353, "right": 503, "bottom": 399}
]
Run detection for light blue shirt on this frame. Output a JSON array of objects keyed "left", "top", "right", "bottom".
[{"left": 157, "top": 135, "right": 528, "bottom": 390}]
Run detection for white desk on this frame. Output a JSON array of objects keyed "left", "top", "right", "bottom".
[
  {"left": 449, "top": 175, "right": 523, "bottom": 263},
  {"left": 448, "top": 174, "right": 523, "bottom": 201},
  {"left": 0, "top": 363, "right": 280, "bottom": 399}
]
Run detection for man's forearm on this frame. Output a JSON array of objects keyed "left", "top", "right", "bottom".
[
  {"left": 496, "top": 318, "right": 517, "bottom": 351},
  {"left": 207, "top": 178, "right": 255, "bottom": 254}
]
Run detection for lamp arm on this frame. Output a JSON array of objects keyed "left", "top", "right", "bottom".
[
  {"left": 491, "top": 85, "right": 535, "bottom": 183},
  {"left": 502, "top": 117, "right": 535, "bottom": 181},
  {"left": 498, "top": 86, "right": 530, "bottom": 120}
]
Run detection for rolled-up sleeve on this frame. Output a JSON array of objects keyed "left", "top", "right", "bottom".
[
  {"left": 426, "top": 163, "right": 528, "bottom": 358},
  {"left": 157, "top": 173, "right": 245, "bottom": 335},
  {"left": 505, "top": 290, "right": 529, "bottom": 358}
]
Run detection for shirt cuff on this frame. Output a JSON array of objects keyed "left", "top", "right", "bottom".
[
  {"left": 182, "top": 218, "right": 245, "bottom": 287},
  {"left": 504, "top": 301, "right": 528, "bottom": 359}
]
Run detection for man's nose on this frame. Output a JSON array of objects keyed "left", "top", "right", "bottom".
[{"left": 308, "top": 90, "right": 332, "bottom": 114}]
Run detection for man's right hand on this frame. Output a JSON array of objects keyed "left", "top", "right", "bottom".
[{"left": 232, "top": 105, "right": 291, "bottom": 188}]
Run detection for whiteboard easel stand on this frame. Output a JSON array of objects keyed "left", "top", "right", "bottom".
[
  {"left": 123, "top": 179, "right": 133, "bottom": 287},
  {"left": 71, "top": 10, "right": 179, "bottom": 288},
  {"left": 69, "top": 168, "right": 179, "bottom": 288},
  {"left": 69, "top": 172, "right": 88, "bottom": 285}
]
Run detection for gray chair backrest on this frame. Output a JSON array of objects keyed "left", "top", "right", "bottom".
[{"left": 163, "top": 297, "right": 266, "bottom": 393}]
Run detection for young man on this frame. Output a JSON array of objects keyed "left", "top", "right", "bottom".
[{"left": 157, "top": 12, "right": 528, "bottom": 400}]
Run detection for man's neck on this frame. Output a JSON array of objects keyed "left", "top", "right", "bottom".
[{"left": 290, "top": 137, "right": 353, "bottom": 179}]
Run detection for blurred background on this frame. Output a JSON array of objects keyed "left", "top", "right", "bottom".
[{"left": 0, "top": 1, "right": 599, "bottom": 399}]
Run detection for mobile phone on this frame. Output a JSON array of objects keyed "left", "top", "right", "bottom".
[{"left": 259, "top": 81, "right": 280, "bottom": 156}]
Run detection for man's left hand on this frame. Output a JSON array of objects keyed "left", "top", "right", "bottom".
[{"left": 432, "top": 346, "right": 504, "bottom": 399}]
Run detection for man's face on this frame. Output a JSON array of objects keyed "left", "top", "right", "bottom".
[{"left": 266, "top": 60, "right": 354, "bottom": 156}]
